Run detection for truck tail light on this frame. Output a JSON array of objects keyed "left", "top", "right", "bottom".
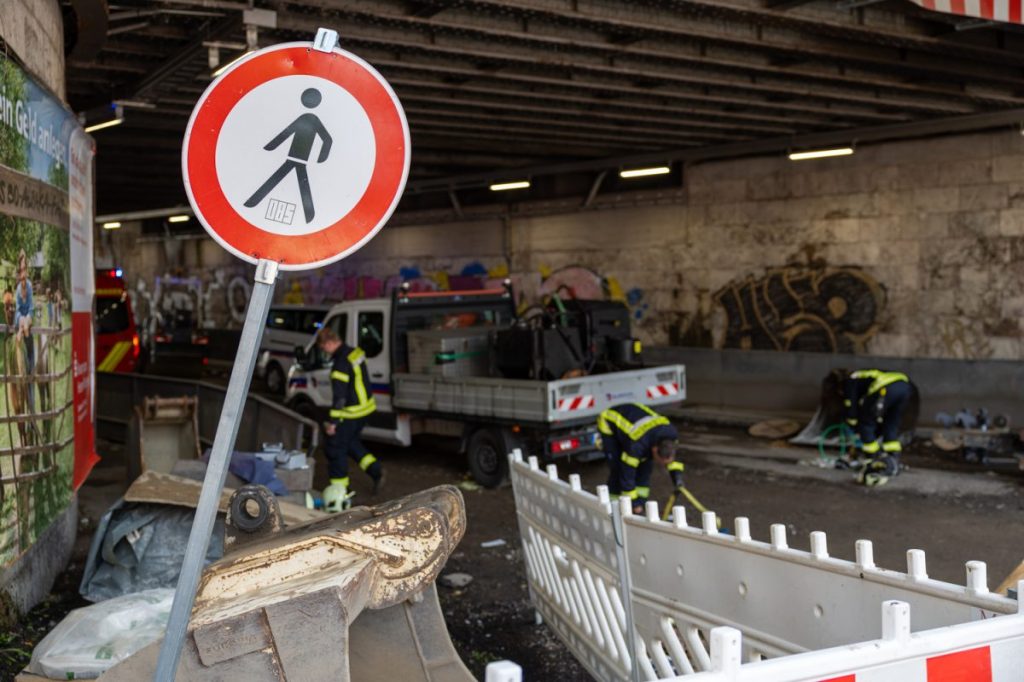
[
  {"left": 131, "top": 334, "right": 140, "bottom": 359},
  {"left": 551, "top": 437, "right": 580, "bottom": 454}
]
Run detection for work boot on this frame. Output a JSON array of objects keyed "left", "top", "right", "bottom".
[
  {"left": 372, "top": 469, "right": 386, "bottom": 496},
  {"left": 856, "top": 456, "right": 898, "bottom": 487}
]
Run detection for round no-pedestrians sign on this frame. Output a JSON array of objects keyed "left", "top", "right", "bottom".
[{"left": 182, "top": 42, "right": 410, "bottom": 270}]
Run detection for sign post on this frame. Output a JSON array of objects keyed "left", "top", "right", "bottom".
[{"left": 155, "top": 29, "right": 409, "bottom": 680}]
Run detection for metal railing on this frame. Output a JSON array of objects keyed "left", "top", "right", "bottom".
[{"left": 96, "top": 371, "right": 319, "bottom": 454}]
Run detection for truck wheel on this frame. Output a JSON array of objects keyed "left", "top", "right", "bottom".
[
  {"left": 265, "top": 362, "right": 286, "bottom": 395},
  {"left": 467, "top": 428, "right": 510, "bottom": 488}
]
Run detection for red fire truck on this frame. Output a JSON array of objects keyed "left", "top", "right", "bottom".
[{"left": 94, "top": 269, "right": 140, "bottom": 373}]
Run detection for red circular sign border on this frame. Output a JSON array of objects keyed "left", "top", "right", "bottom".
[{"left": 182, "top": 44, "right": 409, "bottom": 271}]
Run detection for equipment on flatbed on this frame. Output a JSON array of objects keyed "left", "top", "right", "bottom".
[
  {"left": 495, "top": 298, "right": 641, "bottom": 380},
  {"left": 99, "top": 484, "right": 474, "bottom": 681}
]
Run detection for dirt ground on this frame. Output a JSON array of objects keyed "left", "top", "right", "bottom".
[{"left": 4, "top": 425, "right": 1023, "bottom": 681}]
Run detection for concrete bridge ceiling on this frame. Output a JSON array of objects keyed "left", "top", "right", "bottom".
[{"left": 63, "top": 0, "right": 1024, "bottom": 214}]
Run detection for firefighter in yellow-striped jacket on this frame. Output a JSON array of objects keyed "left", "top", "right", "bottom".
[
  {"left": 316, "top": 328, "right": 383, "bottom": 511},
  {"left": 598, "top": 403, "right": 683, "bottom": 514},
  {"left": 843, "top": 369, "right": 911, "bottom": 487}
]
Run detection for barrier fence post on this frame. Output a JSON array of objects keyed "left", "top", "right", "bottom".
[{"left": 612, "top": 499, "right": 642, "bottom": 682}]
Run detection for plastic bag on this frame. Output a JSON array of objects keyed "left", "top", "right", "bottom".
[{"left": 27, "top": 588, "right": 173, "bottom": 679}]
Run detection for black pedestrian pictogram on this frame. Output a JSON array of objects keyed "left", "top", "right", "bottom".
[{"left": 244, "top": 88, "right": 333, "bottom": 223}]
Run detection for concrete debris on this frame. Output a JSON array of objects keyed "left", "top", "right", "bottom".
[{"left": 439, "top": 573, "right": 474, "bottom": 589}]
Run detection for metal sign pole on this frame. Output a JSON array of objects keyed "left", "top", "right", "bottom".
[{"left": 154, "top": 258, "right": 279, "bottom": 681}]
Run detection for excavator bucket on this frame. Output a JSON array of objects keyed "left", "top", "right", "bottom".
[{"left": 99, "top": 485, "right": 474, "bottom": 681}]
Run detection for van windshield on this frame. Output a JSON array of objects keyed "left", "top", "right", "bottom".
[{"left": 96, "top": 296, "right": 131, "bottom": 334}]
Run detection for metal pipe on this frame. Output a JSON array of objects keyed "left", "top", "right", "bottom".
[{"left": 154, "top": 259, "right": 279, "bottom": 681}]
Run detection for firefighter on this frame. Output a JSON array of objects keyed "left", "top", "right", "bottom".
[
  {"left": 597, "top": 403, "right": 683, "bottom": 514},
  {"left": 316, "top": 328, "right": 384, "bottom": 511},
  {"left": 842, "top": 369, "right": 911, "bottom": 487}
]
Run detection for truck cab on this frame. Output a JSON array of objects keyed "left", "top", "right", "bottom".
[{"left": 286, "top": 298, "right": 403, "bottom": 444}]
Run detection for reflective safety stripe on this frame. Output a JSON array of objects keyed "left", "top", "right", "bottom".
[
  {"left": 347, "top": 348, "right": 365, "bottom": 363},
  {"left": 599, "top": 409, "right": 633, "bottom": 436},
  {"left": 862, "top": 440, "right": 881, "bottom": 454},
  {"left": 843, "top": 399, "right": 852, "bottom": 407},
  {"left": 621, "top": 452, "right": 641, "bottom": 468},
  {"left": 666, "top": 461, "right": 684, "bottom": 472},
  {"left": 98, "top": 341, "right": 132, "bottom": 372},
  {"left": 359, "top": 453, "right": 377, "bottom": 470},
  {"left": 329, "top": 401, "right": 377, "bottom": 421},
  {"left": 882, "top": 440, "right": 903, "bottom": 453},
  {"left": 846, "top": 418, "right": 858, "bottom": 426},
  {"left": 330, "top": 477, "right": 350, "bottom": 488},
  {"left": 629, "top": 415, "right": 671, "bottom": 440},
  {"left": 330, "top": 370, "right": 350, "bottom": 382},
  {"left": 622, "top": 488, "right": 639, "bottom": 500},
  {"left": 635, "top": 486, "right": 650, "bottom": 498},
  {"left": 596, "top": 412, "right": 613, "bottom": 435},
  {"left": 851, "top": 369, "right": 909, "bottom": 396}
]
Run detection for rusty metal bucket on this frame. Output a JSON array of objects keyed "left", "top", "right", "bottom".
[{"left": 99, "top": 484, "right": 473, "bottom": 681}]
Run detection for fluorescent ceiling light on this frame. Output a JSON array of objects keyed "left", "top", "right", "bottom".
[
  {"left": 102, "top": 221, "right": 122, "bottom": 230},
  {"left": 212, "top": 51, "right": 253, "bottom": 77},
  {"left": 489, "top": 180, "right": 530, "bottom": 191},
  {"left": 620, "top": 166, "right": 671, "bottom": 178},
  {"left": 788, "top": 147, "right": 854, "bottom": 161},
  {"left": 84, "top": 104, "right": 124, "bottom": 133},
  {"left": 85, "top": 117, "right": 123, "bottom": 133},
  {"left": 168, "top": 214, "right": 191, "bottom": 223}
]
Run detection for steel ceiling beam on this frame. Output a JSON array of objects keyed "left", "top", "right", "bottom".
[
  {"left": 362, "top": 56, "right": 909, "bottom": 123},
  {"left": 398, "top": 0, "right": 1024, "bottom": 88},
  {"left": 68, "top": 0, "right": 110, "bottom": 62},
  {"left": 406, "top": 106, "right": 1024, "bottom": 193},
  {"left": 278, "top": 15, "right": 934, "bottom": 120},
  {"left": 280, "top": 1, "right": 1023, "bottom": 107}
]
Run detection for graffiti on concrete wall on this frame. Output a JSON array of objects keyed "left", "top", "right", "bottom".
[
  {"left": 535, "top": 265, "right": 648, "bottom": 320},
  {"left": 713, "top": 266, "right": 886, "bottom": 353}
]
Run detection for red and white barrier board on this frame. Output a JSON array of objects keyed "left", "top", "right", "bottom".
[{"left": 909, "top": 0, "right": 1024, "bottom": 24}]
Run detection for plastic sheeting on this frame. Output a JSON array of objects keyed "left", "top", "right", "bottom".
[
  {"left": 28, "top": 588, "right": 173, "bottom": 679},
  {"left": 79, "top": 499, "right": 224, "bottom": 603}
]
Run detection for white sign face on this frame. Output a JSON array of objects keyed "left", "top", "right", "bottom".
[
  {"left": 182, "top": 42, "right": 410, "bottom": 271},
  {"left": 215, "top": 75, "right": 376, "bottom": 236}
]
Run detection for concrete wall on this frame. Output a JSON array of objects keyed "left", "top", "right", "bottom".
[
  {"left": 1, "top": 0, "right": 65, "bottom": 99},
  {"left": 113, "top": 127, "right": 1024, "bottom": 362},
  {"left": 647, "top": 346, "right": 1024, "bottom": 426}
]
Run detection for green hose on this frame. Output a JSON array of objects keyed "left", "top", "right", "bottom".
[{"left": 817, "top": 422, "right": 856, "bottom": 464}]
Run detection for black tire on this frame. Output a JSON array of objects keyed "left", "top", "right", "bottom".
[
  {"left": 467, "top": 428, "right": 511, "bottom": 488},
  {"left": 265, "top": 362, "right": 286, "bottom": 395}
]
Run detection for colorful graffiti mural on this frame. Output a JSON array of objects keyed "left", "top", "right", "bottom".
[{"left": 713, "top": 265, "right": 886, "bottom": 353}]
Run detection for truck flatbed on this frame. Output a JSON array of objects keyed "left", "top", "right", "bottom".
[{"left": 393, "top": 365, "right": 685, "bottom": 425}]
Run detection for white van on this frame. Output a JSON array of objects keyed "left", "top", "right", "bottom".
[{"left": 257, "top": 304, "right": 330, "bottom": 393}]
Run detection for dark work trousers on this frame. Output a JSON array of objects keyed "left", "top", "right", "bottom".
[
  {"left": 606, "top": 452, "right": 654, "bottom": 503},
  {"left": 857, "top": 380, "right": 911, "bottom": 444},
  {"left": 324, "top": 418, "right": 380, "bottom": 481}
]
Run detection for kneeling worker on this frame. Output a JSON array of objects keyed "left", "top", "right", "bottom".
[
  {"left": 597, "top": 403, "right": 683, "bottom": 514},
  {"left": 317, "top": 328, "right": 384, "bottom": 511},
  {"left": 843, "top": 368, "right": 911, "bottom": 487}
]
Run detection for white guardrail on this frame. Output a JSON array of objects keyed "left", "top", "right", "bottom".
[{"left": 509, "top": 451, "right": 1024, "bottom": 682}]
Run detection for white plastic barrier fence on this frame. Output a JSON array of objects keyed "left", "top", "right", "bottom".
[{"left": 509, "top": 451, "right": 1023, "bottom": 682}]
